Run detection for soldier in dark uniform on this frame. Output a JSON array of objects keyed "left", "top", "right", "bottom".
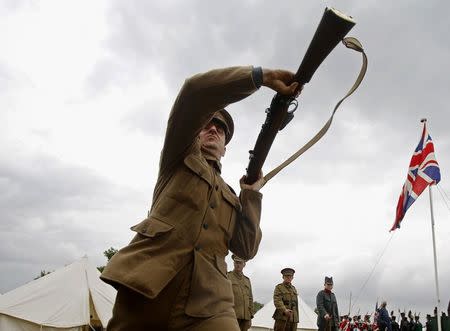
[
  {"left": 425, "top": 315, "right": 431, "bottom": 331},
  {"left": 227, "top": 254, "right": 254, "bottom": 331},
  {"left": 400, "top": 312, "right": 409, "bottom": 331},
  {"left": 377, "top": 302, "right": 391, "bottom": 331},
  {"left": 316, "top": 276, "right": 340, "bottom": 331},
  {"left": 413, "top": 315, "right": 422, "bottom": 331},
  {"left": 407, "top": 311, "right": 415, "bottom": 331},
  {"left": 272, "top": 268, "right": 299, "bottom": 331},
  {"left": 391, "top": 315, "right": 400, "bottom": 331}
]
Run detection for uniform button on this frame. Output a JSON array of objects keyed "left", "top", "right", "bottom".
[
  {"left": 195, "top": 246, "right": 201, "bottom": 251},
  {"left": 203, "top": 223, "right": 208, "bottom": 230},
  {"left": 210, "top": 203, "right": 215, "bottom": 209},
  {"left": 215, "top": 185, "right": 219, "bottom": 191}
]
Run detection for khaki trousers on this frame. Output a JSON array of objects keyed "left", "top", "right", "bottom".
[
  {"left": 274, "top": 319, "right": 298, "bottom": 331},
  {"left": 107, "top": 263, "right": 240, "bottom": 331},
  {"left": 237, "top": 318, "right": 251, "bottom": 331}
]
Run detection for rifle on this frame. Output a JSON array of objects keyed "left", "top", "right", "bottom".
[{"left": 244, "top": 7, "right": 358, "bottom": 184}]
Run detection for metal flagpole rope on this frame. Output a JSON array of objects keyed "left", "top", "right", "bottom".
[
  {"left": 350, "top": 233, "right": 395, "bottom": 312},
  {"left": 436, "top": 184, "right": 450, "bottom": 215},
  {"left": 428, "top": 185, "right": 442, "bottom": 331}
]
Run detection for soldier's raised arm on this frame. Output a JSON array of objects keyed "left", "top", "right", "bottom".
[{"left": 159, "top": 66, "right": 258, "bottom": 174}]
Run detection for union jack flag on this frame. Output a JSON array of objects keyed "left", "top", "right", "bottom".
[{"left": 391, "top": 121, "right": 441, "bottom": 231}]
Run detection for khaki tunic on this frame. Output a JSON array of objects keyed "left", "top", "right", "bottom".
[
  {"left": 273, "top": 283, "right": 299, "bottom": 323},
  {"left": 228, "top": 271, "right": 254, "bottom": 321},
  {"left": 101, "top": 66, "right": 262, "bottom": 318}
]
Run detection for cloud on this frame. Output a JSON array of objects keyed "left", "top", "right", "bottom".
[
  {"left": 1, "top": 0, "right": 449, "bottom": 319},
  {"left": 0, "top": 152, "right": 144, "bottom": 293}
]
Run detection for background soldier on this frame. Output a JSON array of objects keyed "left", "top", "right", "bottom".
[
  {"left": 228, "top": 254, "right": 254, "bottom": 331},
  {"left": 391, "top": 315, "right": 400, "bottom": 331},
  {"left": 273, "top": 268, "right": 299, "bottom": 331},
  {"left": 400, "top": 312, "right": 409, "bottom": 331},
  {"left": 425, "top": 315, "right": 431, "bottom": 331},
  {"left": 413, "top": 315, "right": 422, "bottom": 331},
  {"left": 407, "top": 311, "right": 415, "bottom": 331},
  {"left": 353, "top": 315, "right": 361, "bottom": 331},
  {"left": 317, "top": 277, "right": 340, "bottom": 331},
  {"left": 362, "top": 314, "right": 372, "bottom": 331},
  {"left": 340, "top": 315, "right": 350, "bottom": 331},
  {"left": 377, "top": 302, "right": 392, "bottom": 331}
]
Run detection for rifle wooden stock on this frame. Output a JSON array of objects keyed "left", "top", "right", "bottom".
[{"left": 245, "top": 8, "right": 356, "bottom": 184}]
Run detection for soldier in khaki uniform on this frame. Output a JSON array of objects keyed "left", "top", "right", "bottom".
[
  {"left": 100, "top": 66, "right": 301, "bottom": 331},
  {"left": 228, "top": 254, "right": 254, "bottom": 331},
  {"left": 273, "top": 268, "right": 299, "bottom": 331}
]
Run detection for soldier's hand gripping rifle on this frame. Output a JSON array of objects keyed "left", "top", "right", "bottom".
[{"left": 244, "top": 7, "right": 367, "bottom": 185}]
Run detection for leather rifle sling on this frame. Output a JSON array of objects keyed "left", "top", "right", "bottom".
[{"left": 262, "top": 37, "right": 368, "bottom": 187}]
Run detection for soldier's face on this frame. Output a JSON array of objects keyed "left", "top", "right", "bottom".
[
  {"left": 199, "top": 120, "right": 226, "bottom": 159},
  {"left": 233, "top": 260, "right": 245, "bottom": 272},
  {"left": 325, "top": 282, "right": 333, "bottom": 290},
  {"left": 282, "top": 274, "right": 293, "bottom": 284}
]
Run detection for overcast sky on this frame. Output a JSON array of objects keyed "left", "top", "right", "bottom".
[{"left": 1, "top": 0, "right": 449, "bottom": 320}]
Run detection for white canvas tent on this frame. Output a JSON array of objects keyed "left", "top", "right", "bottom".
[
  {"left": 0, "top": 256, "right": 116, "bottom": 331},
  {"left": 251, "top": 297, "right": 318, "bottom": 331}
]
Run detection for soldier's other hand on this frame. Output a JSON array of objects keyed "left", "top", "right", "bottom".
[
  {"left": 325, "top": 314, "right": 331, "bottom": 320},
  {"left": 262, "top": 68, "right": 304, "bottom": 96},
  {"left": 284, "top": 309, "right": 293, "bottom": 316},
  {"left": 240, "top": 171, "right": 264, "bottom": 192}
]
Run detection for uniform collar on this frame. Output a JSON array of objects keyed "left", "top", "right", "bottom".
[{"left": 203, "top": 154, "right": 222, "bottom": 173}]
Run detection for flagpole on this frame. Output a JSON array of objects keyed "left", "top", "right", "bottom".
[
  {"left": 421, "top": 118, "right": 442, "bottom": 331},
  {"left": 428, "top": 184, "right": 442, "bottom": 331}
]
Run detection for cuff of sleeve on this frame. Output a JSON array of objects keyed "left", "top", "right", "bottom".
[
  {"left": 240, "top": 188, "right": 263, "bottom": 200},
  {"left": 252, "top": 66, "right": 263, "bottom": 89}
]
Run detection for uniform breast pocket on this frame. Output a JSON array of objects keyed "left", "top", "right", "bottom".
[
  {"left": 153, "top": 159, "right": 212, "bottom": 221},
  {"left": 244, "top": 283, "right": 251, "bottom": 296}
]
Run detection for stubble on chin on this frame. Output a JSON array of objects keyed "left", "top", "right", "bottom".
[{"left": 200, "top": 142, "right": 220, "bottom": 158}]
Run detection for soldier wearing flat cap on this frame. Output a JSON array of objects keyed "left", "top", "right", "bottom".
[
  {"left": 316, "top": 276, "right": 340, "bottom": 331},
  {"left": 273, "top": 268, "right": 299, "bottom": 331},
  {"left": 100, "top": 66, "right": 302, "bottom": 331},
  {"left": 228, "top": 254, "right": 254, "bottom": 331}
]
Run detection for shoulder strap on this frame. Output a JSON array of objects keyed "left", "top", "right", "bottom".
[{"left": 262, "top": 37, "right": 368, "bottom": 187}]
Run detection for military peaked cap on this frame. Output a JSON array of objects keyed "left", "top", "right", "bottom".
[
  {"left": 281, "top": 267, "right": 295, "bottom": 276},
  {"left": 211, "top": 109, "right": 234, "bottom": 145},
  {"left": 325, "top": 276, "right": 333, "bottom": 284},
  {"left": 231, "top": 254, "right": 246, "bottom": 262}
]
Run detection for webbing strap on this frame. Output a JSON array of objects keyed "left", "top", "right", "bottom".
[{"left": 262, "top": 37, "right": 368, "bottom": 187}]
